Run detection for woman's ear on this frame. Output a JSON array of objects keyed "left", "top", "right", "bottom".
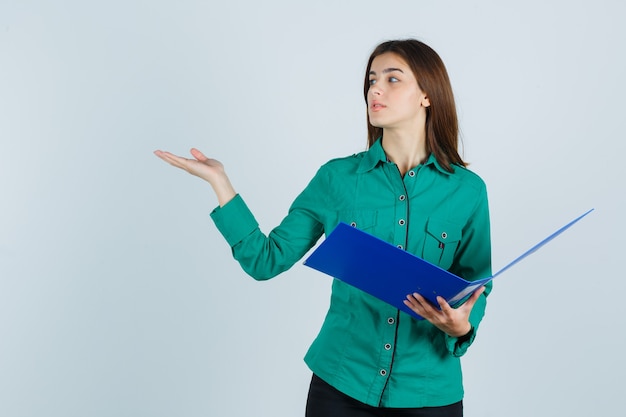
[{"left": 422, "top": 95, "right": 431, "bottom": 108}]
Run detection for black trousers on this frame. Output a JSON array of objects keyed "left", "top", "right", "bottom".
[{"left": 305, "top": 374, "right": 463, "bottom": 417}]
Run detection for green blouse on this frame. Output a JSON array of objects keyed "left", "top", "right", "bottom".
[{"left": 210, "top": 139, "right": 492, "bottom": 408}]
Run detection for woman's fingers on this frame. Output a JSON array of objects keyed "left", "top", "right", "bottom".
[
  {"left": 458, "top": 287, "right": 485, "bottom": 313},
  {"left": 190, "top": 148, "right": 208, "bottom": 162},
  {"left": 404, "top": 288, "right": 483, "bottom": 337},
  {"left": 154, "top": 149, "right": 229, "bottom": 188},
  {"left": 154, "top": 150, "right": 188, "bottom": 169},
  {"left": 404, "top": 292, "right": 436, "bottom": 318},
  {"left": 155, "top": 149, "right": 206, "bottom": 172},
  {"left": 436, "top": 296, "right": 453, "bottom": 315}
]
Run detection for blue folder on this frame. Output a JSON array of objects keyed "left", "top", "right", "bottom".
[{"left": 303, "top": 209, "right": 593, "bottom": 320}]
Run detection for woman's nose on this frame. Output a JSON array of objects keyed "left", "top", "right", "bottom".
[{"left": 369, "top": 85, "right": 382, "bottom": 96}]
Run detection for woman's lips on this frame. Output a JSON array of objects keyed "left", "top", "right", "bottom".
[{"left": 370, "top": 101, "right": 386, "bottom": 112}]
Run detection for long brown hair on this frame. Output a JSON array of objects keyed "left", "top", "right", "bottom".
[{"left": 364, "top": 39, "right": 465, "bottom": 172}]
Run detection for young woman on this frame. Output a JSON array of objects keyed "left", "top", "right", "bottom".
[{"left": 155, "top": 39, "right": 492, "bottom": 417}]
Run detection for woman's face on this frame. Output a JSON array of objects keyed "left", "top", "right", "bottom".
[{"left": 367, "top": 52, "right": 430, "bottom": 132}]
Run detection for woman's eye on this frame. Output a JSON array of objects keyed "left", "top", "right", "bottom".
[
  {"left": 369, "top": 79, "right": 377, "bottom": 85},
  {"left": 389, "top": 77, "right": 399, "bottom": 83}
]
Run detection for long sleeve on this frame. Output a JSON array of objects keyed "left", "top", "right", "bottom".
[
  {"left": 444, "top": 182, "right": 492, "bottom": 356},
  {"left": 209, "top": 168, "right": 328, "bottom": 280}
]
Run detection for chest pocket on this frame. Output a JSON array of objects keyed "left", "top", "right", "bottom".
[{"left": 422, "top": 218, "right": 462, "bottom": 270}]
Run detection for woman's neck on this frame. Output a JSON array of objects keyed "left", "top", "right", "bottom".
[{"left": 381, "top": 129, "right": 428, "bottom": 176}]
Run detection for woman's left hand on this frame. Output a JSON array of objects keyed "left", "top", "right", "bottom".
[{"left": 403, "top": 286, "right": 485, "bottom": 337}]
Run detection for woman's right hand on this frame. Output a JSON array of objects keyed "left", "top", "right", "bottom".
[{"left": 154, "top": 148, "right": 236, "bottom": 206}]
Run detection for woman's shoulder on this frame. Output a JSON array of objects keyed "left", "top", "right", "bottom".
[
  {"left": 318, "top": 150, "right": 369, "bottom": 172},
  {"left": 449, "top": 164, "right": 488, "bottom": 192}
]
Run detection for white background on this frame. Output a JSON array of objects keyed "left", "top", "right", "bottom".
[{"left": 1, "top": 1, "right": 624, "bottom": 416}]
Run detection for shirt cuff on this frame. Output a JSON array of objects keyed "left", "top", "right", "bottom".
[
  {"left": 444, "top": 326, "right": 476, "bottom": 357},
  {"left": 210, "top": 194, "right": 259, "bottom": 247}
]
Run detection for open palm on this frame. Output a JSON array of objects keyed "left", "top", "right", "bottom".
[{"left": 154, "top": 148, "right": 236, "bottom": 206}]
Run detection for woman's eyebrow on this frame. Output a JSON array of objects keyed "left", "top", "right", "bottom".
[{"left": 369, "top": 68, "right": 405, "bottom": 76}]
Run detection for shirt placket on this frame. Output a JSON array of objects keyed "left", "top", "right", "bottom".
[
  {"left": 375, "top": 309, "right": 399, "bottom": 392},
  {"left": 371, "top": 163, "right": 416, "bottom": 405},
  {"left": 395, "top": 167, "right": 414, "bottom": 249}
]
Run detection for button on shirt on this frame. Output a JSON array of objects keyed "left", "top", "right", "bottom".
[{"left": 210, "top": 138, "right": 492, "bottom": 408}]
